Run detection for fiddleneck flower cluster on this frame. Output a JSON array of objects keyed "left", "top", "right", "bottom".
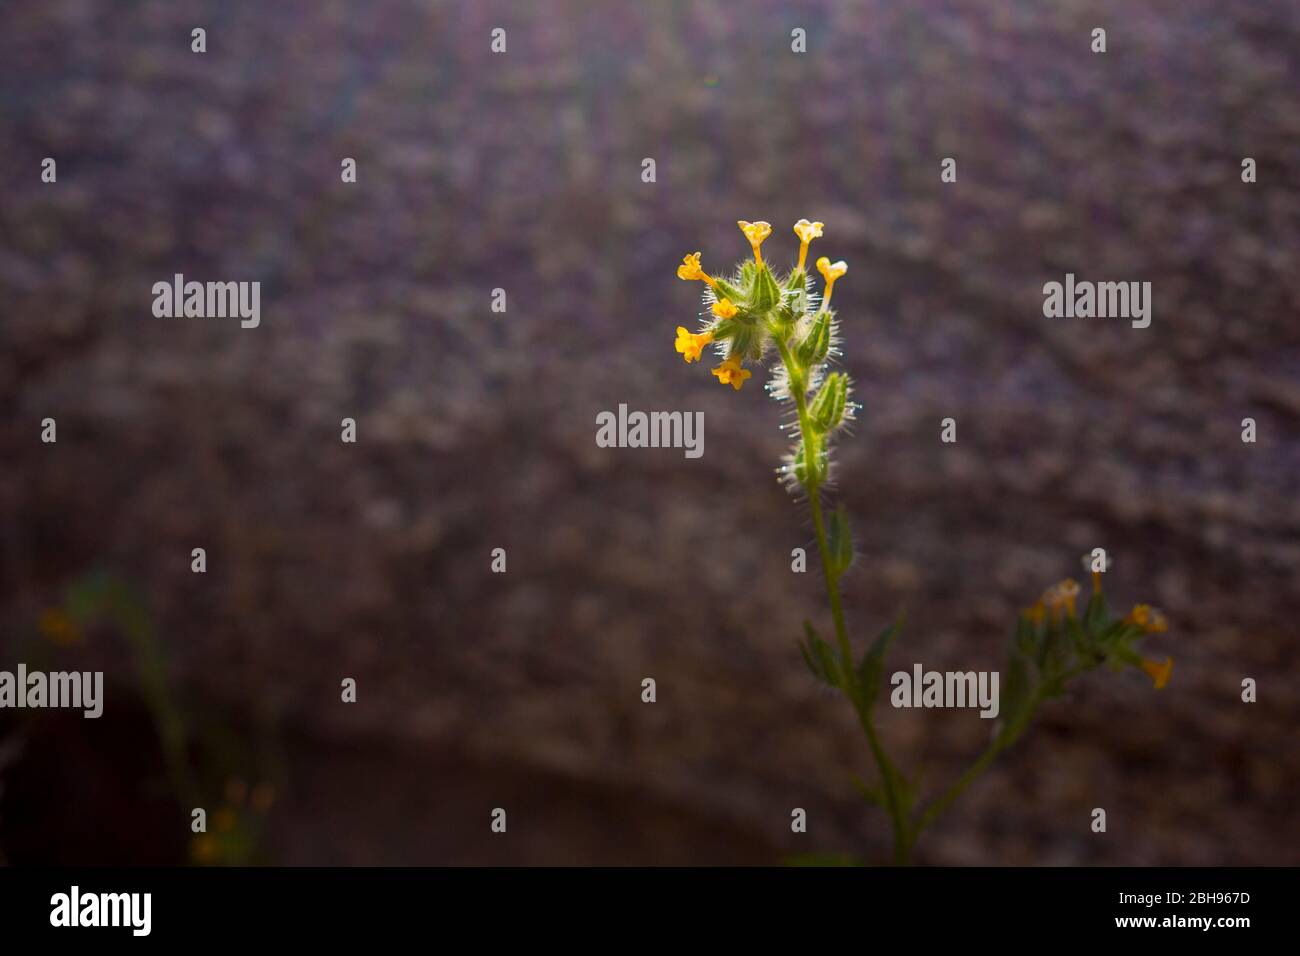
[
  {"left": 672, "top": 219, "right": 1175, "bottom": 866},
  {"left": 1022, "top": 566, "right": 1174, "bottom": 692},
  {"left": 675, "top": 218, "right": 854, "bottom": 491}
]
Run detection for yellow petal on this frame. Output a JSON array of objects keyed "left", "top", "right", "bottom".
[
  {"left": 817, "top": 257, "right": 848, "bottom": 282},
  {"left": 1140, "top": 656, "right": 1174, "bottom": 690},
  {"left": 793, "top": 219, "right": 824, "bottom": 244},
  {"left": 677, "top": 252, "right": 705, "bottom": 281},
  {"left": 737, "top": 220, "right": 772, "bottom": 246}
]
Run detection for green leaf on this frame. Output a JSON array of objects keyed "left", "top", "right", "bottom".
[
  {"left": 1082, "top": 590, "right": 1107, "bottom": 635},
  {"left": 827, "top": 505, "right": 853, "bottom": 576},
  {"left": 799, "top": 621, "right": 843, "bottom": 688},
  {"left": 1036, "top": 616, "right": 1069, "bottom": 672},
  {"left": 1066, "top": 613, "right": 1088, "bottom": 654},
  {"left": 857, "top": 618, "right": 902, "bottom": 709},
  {"left": 998, "top": 648, "right": 1037, "bottom": 741},
  {"left": 850, "top": 774, "right": 884, "bottom": 808},
  {"left": 1014, "top": 611, "right": 1039, "bottom": 658}
]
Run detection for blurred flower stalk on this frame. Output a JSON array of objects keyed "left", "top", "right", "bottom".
[
  {"left": 35, "top": 572, "right": 276, "bottom": 865},
  {"left": 675, "top": 221, "right": 1175, "bottom": 864}
]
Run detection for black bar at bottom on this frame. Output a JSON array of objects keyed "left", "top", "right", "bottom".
[{"left": 0, "top": 866, "right": 1282, "bottom": 941}]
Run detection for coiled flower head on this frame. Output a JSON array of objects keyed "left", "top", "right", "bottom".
[{"left": 672, "top": 218, "right": 853, "bottom": 489}]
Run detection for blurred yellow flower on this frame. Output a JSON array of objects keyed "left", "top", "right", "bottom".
[
  {"left": 1140, "top": 656, "right": 1174, "bottom": 689},
  {"left": 1042, "top": 578, "right": 1080, "bottom": 618},
  {"left": 1024, "top": 601, "right": 1046, "bottom": 627},
  {"left": 1125, "top": 604, "right": 1168, "bottom": 633},
  {"left": 1080, "top": 551, "right": 1113, "bottom": 593}
]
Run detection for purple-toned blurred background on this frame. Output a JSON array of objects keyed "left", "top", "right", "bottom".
[{"left": 2, "top": 0, "right": 1298, "bottom": 865}]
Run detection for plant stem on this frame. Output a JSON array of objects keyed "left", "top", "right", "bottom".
[
  {"left": 913, "top": 661, "right": 1092, "bottom": 837},
  {"left": 914, "top": 737, "right": 1009, "bottom": 835},
  {"left": 775, "top": 321, "right": 1109, "bottom": 861},
  {"left": 776, "top": 334, "right": 911, "bottom": 863}
]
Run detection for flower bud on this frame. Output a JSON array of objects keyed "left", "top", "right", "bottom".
[
  {"left": 749, "top": 262, "right": 782, "bottom": 312},
  {"left": 798, "top": 311, "right": 832, "bottom": 366},
  {"left": 810, "top": 372, "right": 848, "bottom": 432}
]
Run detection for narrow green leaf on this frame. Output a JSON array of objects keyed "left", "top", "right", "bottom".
[
  {"left": 813, "top": 639, "right": 842, "bottom": 688},
  {"left": 998, "top": 648, "right": 1036, "bottom": 738},
  {"left": 857, "top": 618, "right": 902, "bottom": 709},
  {"left": 1082, "top": 590, "right": 1107, "bottom": 635},
  {"left": 1013, "top": 611, "right": 1038, "bottom": 658},
  {"left": 799, "top": 621, "right": 842, "bottom": 688}
]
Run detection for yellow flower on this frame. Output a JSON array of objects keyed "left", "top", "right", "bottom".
[
  {"left": 1125, "top": 604, "right": 1168, "bottom": 634},
  {"left": 793, "top": 219, "right": 824, "bottom": 270},
  {"left": 675, "top": 326, "right": 714, "bottom": 363},
  {"left": 1042, "top": 578, "right": 1080, "bottom": 619},
  {"left": 737, "top": 220, "right": 772, "bottom": 265},
  {"left": 39, "top": 608, "right": 80, "bottom": 646},
  {"left": 1023, "top": 601, "right": 1046, "bottom": 627},
  {"left": 711, "top": 297, "right": 738, "bottom": 319},
  {"left": 1139, "top": 656, "right": 1174, "bottom": 690},
  {"left": 816, "top": 256, "right": 848, "bottom": 309},
  {"left": 1080, "top": 552, "right": 1112, "bottom": 593},
  {"left": 711, "top": 356, "right": 752, "bottom": 390},
  {"left": 816, "top": 257, "right": 848, "bottom": 282},
  {"left": 677, "top": 251, "right": 716, "bottom": 287}
]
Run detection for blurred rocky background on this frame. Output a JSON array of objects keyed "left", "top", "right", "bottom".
[{"left": 1, "top": 0, "right": 1297, "bottom": 865}]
